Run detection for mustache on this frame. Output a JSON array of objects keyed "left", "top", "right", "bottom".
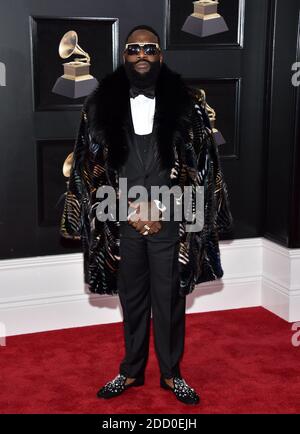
[{"left": 135, "top": 60, "right": 150, "bottom": 64}]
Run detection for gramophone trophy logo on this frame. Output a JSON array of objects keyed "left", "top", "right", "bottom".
[
  {"left": 62, "top": 152, "right": 74, "bottom": 179},
  {"left": 52, "top": 30, "right": 98, "bottom": 98},
  {"left": 194, "top": 88, "right": 226, "bottom": 146},
  {"left": 182, "top": 0, "right": 229, "bottom": 38}
]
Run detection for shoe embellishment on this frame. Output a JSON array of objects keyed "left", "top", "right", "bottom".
[
  {"left": 97, "top": 374, "right": 127, "bottom": 398},
  {"left": 173, "top": 377, "right": 197, "bottom": 399},
  {"left": 97, "top": 373, "right": 144, "bottom": 399},
  {"left": 161, "top": 376, "right": 200, "bottom": 404}
]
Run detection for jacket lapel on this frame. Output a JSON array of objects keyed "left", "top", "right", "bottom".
[{"left": 144, "top": 122, "right": 159, "bottom": 173}]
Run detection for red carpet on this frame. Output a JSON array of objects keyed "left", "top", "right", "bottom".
[{"left": 0, "top": 307, "right": 299, "bottom": 414}]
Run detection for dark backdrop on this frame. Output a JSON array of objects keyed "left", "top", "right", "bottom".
[{"left": 0, "top": 0, "right": 299, "bottom": 261}]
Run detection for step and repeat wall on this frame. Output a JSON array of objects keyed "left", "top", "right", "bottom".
[{"left": 0, "top": 0, "right": 299, "bottom": 261}]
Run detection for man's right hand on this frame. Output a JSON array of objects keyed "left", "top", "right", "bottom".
[
  {"left": 130, "top": 219, "right": 162, "bottom": 235},
  {"left": 127, "top": 200, "right": 162, "bottom": 235}
]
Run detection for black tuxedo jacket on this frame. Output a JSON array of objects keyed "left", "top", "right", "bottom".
[{"left": 119, "top": 105, "right": 180, "bottom": 238}]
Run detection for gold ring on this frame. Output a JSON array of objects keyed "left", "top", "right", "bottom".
[{"left": 144, "top": 224, "right": 150, "bottom": 231}]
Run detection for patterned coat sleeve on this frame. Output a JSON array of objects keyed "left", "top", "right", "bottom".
[
  {"left": 191, "top": 98, "right": 234, "bottom": 237},
  {"left": 60, "top": 109, "right": 89, "bottom": 239}
]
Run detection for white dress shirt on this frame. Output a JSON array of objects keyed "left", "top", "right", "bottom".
[
  {"left": 128, "top": 93, "right": 167, "bottom": 216},
  {"left": 130, "top": 94, "right": 156, "bottom": 135}
]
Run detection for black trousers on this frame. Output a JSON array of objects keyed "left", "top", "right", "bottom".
[{"left": 118, "top": 232, "right": 186, "bottom": 380}]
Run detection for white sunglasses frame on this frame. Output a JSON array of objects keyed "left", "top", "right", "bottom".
[{"left": 124, "top": 42, "right": 161, "bottom": 53}]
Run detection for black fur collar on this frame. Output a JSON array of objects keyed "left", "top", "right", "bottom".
[{"left": 84, "top": 62, "right": 194, "bottom": 171}]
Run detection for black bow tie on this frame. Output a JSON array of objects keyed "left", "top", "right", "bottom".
[{"left": 129, "top": 85, "right": 155, "bottom": 99}]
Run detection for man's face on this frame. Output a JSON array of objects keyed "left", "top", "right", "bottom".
[{"left": 123, "top": 29, "right": 163, "bottom": 75}]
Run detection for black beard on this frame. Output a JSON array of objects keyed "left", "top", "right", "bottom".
[{"left": 124, "top": 59, "right": 161, "bottom": 89}]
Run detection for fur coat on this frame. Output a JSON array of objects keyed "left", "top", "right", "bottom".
[{"left": 60, "top": 62, "right": 234, "bottom": 297}]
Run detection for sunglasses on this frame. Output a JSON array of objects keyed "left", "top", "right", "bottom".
[{"left": 124, "top": 42, "right": 161, "bottom": 56}]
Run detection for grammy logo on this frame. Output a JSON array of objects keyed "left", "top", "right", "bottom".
[
  {"left": 52, "top": 30, "right": 98, "bottom": 98},
  {"left": 182, "top": 0, "right": 229, "bottom": 38}
]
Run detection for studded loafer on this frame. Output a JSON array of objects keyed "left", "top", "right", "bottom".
[
  {"left": 160, "top": 375, "right": 200, "bottom": 405},
  {"left": 97, "top": 373, "right": 144, "bottom": 399}
]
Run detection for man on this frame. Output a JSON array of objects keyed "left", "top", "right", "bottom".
[{"left": 60, "top": 25, "right": 233, "bottom": 405}]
